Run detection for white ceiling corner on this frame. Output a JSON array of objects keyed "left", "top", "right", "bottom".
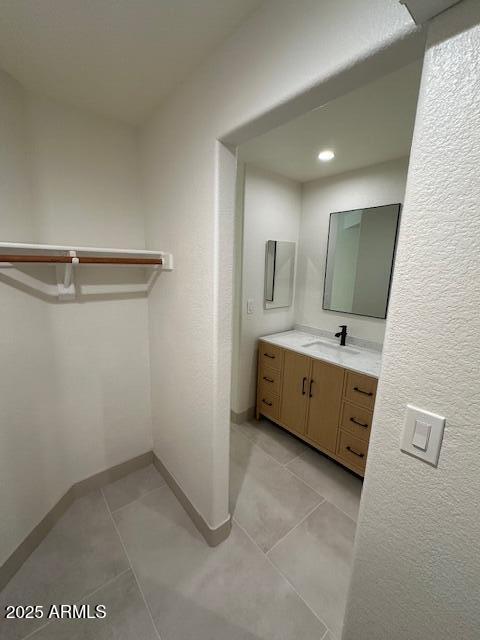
[
  {"left": 400, "top": 0, "right": 464, "bottom": 24},
  {"left": 0, "top": 0, "right": 265, "bottom": 124}
]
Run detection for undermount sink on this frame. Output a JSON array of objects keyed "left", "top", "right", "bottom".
[{"left": 301, "top": 339, "right": 360, "bottom": 356}]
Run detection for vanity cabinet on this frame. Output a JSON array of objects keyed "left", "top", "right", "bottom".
[{"left": 256, "top": 339, "right": 377, "bottom": 476}]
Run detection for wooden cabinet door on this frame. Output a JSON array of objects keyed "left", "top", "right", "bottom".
[
  {"left": 306, "top": 360, "right": 344, "bottom": 453},
  {"left": 280, "top": 350, "right": 311, "bottom": 435}
]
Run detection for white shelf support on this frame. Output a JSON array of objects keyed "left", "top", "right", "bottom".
[
  {"left": 57, "top": 250, "right": 78, "bottom": 301},
  {"left": 161, "top": 253, "right": 174, "bottom": 271}
]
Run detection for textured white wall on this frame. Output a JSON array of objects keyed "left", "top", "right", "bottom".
[
  {"left": 0, "top": 73, "right": 34, "bottom": 239},
  {"left": 344, "top": 2, "right": 480, "bottom": 638},
  {"left": 0, "top": 71, "right": 71, "bottom": 566},
  {"left": 0, "top": 71, "right": 152, "bottom": 564},
  {"left": 141, "top": 0, "right": 416, "bottom": 529},
  {"left": 296, "top": 158, "right": 409, "bottom": 344},
  {"left": 26, "top": 93, "right": 153, "bottom": 482},
  {"left": 233, "top": 165, "right": 301, "bottom": 415},
  {"left": 26, "top": 94, "right": 146, "bottom": 246}
]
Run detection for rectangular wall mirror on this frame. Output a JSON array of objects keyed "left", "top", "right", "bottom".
[
  {"left": 264, "top": 240, "right": 296, "bottom": 309},
  {"left": 323, "top": 203, "right": 401, "bottom": 319}
]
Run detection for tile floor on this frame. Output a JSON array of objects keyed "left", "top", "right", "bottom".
[{"left": 0, "top": 418, "right": 362, "bottom": 640}]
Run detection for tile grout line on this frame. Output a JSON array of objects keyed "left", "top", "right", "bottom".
[
  {"left": 265, "top": 498, "right": 326, "bottom": 557},
  {"left": 236, "top": 423, "right": 359, "bottom": 525},
  {"left": 233, "top": 422, "right": 307, "bottom": 469},
  {"left": 238, "top": 424, "right": 357, "bottom": 516},
  {"left": 233, "top": 425, "right": 324, "bottom": 497},
  {"left": 282, "top": 464, "right": 325, "bottom": 498},
  {"left": 233, "top": 425, "right": 332, "bottom": 547},
  {"left": 282, "top": 449, "right": 309, "bottom": 468},
  {"left": 100, "top": 489, "right": 164, "bottom": 640},
  {"left": 284, "top": 464, "right": 358, "bottom": 525},
  {"left": 234, "top": 422, "right": 352, "bottom": 638},
  {"left": 75, "top": 567, "right": 132, "bottom": 601},
  {"left": 21, "top": 483, "right": 168, "bottom": 640},
  {"left": 19, "top": 568, "right": 132, "bottom": 640},
  {"left": 233, "top": 516, "right": 334, "bottom": 638},
  {"left": 109, "top": 481, "right": 167, "bottom": 517},
  {"left": 320, "top": 627, "right": 331, "bottom": 640},
  {"left": 234, "top": 423, "right": 358, "bottom": 527},
  {"left": 235, "top": 420, "right": 312, "bottom": 469}
]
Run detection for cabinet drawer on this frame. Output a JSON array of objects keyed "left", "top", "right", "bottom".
[
  {"left": 258, "top": 341, "right": 284, "bottom": 372},
  {"left": 258, "top": 388, "right": 280, "bottom": 421},
  {"left": 336, "top": 430, "right": 368, "bottom": 473},
  {"left": 340, "top": 402, "right": 373, "bottom": 442},
  {"left": 344, "top": 371, "right": 377, "bottom": 410},
  {"left": 259, "top": 365, "right": 282, "bottom": 396}
]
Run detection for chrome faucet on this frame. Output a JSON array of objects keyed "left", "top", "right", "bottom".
[{"left": 335, "top": 325, "right": 348, "bottom": 346}]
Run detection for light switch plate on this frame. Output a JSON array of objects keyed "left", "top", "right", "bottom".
[
  {"left": 401, "top": 404, "right": 446, "bottom": 466},
  {"left": 247, "top": 298, "right": 254, "bottom": 315}
]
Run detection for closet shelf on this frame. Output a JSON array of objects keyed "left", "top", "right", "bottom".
[
  {"left": 0, "top": 254, "right": 163, "bottom": 265},
  {"left": 0, "top": 241, "right": 174, "bottom": 300}
]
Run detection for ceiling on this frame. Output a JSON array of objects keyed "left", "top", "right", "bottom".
[
  {"left": 400, "top": 0, "right": 463, "bottom": 24},
  {"left": 0, "top": 0, "right": 264, "bottom": 124},
  {"left": 239, "top": 61, "right": 423, "bottom": 183}
]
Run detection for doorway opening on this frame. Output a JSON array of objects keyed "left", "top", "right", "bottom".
[{"left": 227, "top": 58, "right": 423, "bottom": 637}]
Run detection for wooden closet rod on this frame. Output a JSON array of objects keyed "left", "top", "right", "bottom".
[{"left": 0, "top": 254, "right": 163, "bottom": 265}]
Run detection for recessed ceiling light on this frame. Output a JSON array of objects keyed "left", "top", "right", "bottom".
[{"left": 318, "top": 149, "right": 335, "bottom": 162}]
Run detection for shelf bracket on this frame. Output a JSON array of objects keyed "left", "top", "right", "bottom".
[
  {"left": 57, "top": 251, "right": 78, "bottom": 301},
  {"left": 161, "top": 253, "right": 174, "bottom": 271}
]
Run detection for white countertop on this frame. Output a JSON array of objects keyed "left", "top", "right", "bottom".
[{"left": 260, "top": 330, "right": 382, "bottom": 378}]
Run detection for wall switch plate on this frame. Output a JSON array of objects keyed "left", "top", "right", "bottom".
[
  {"left": 247, "top": 298, "right": 254, "bottom": 315},
  {"left": 401, "top": 404, "right": 446, "bottom": 466}
]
